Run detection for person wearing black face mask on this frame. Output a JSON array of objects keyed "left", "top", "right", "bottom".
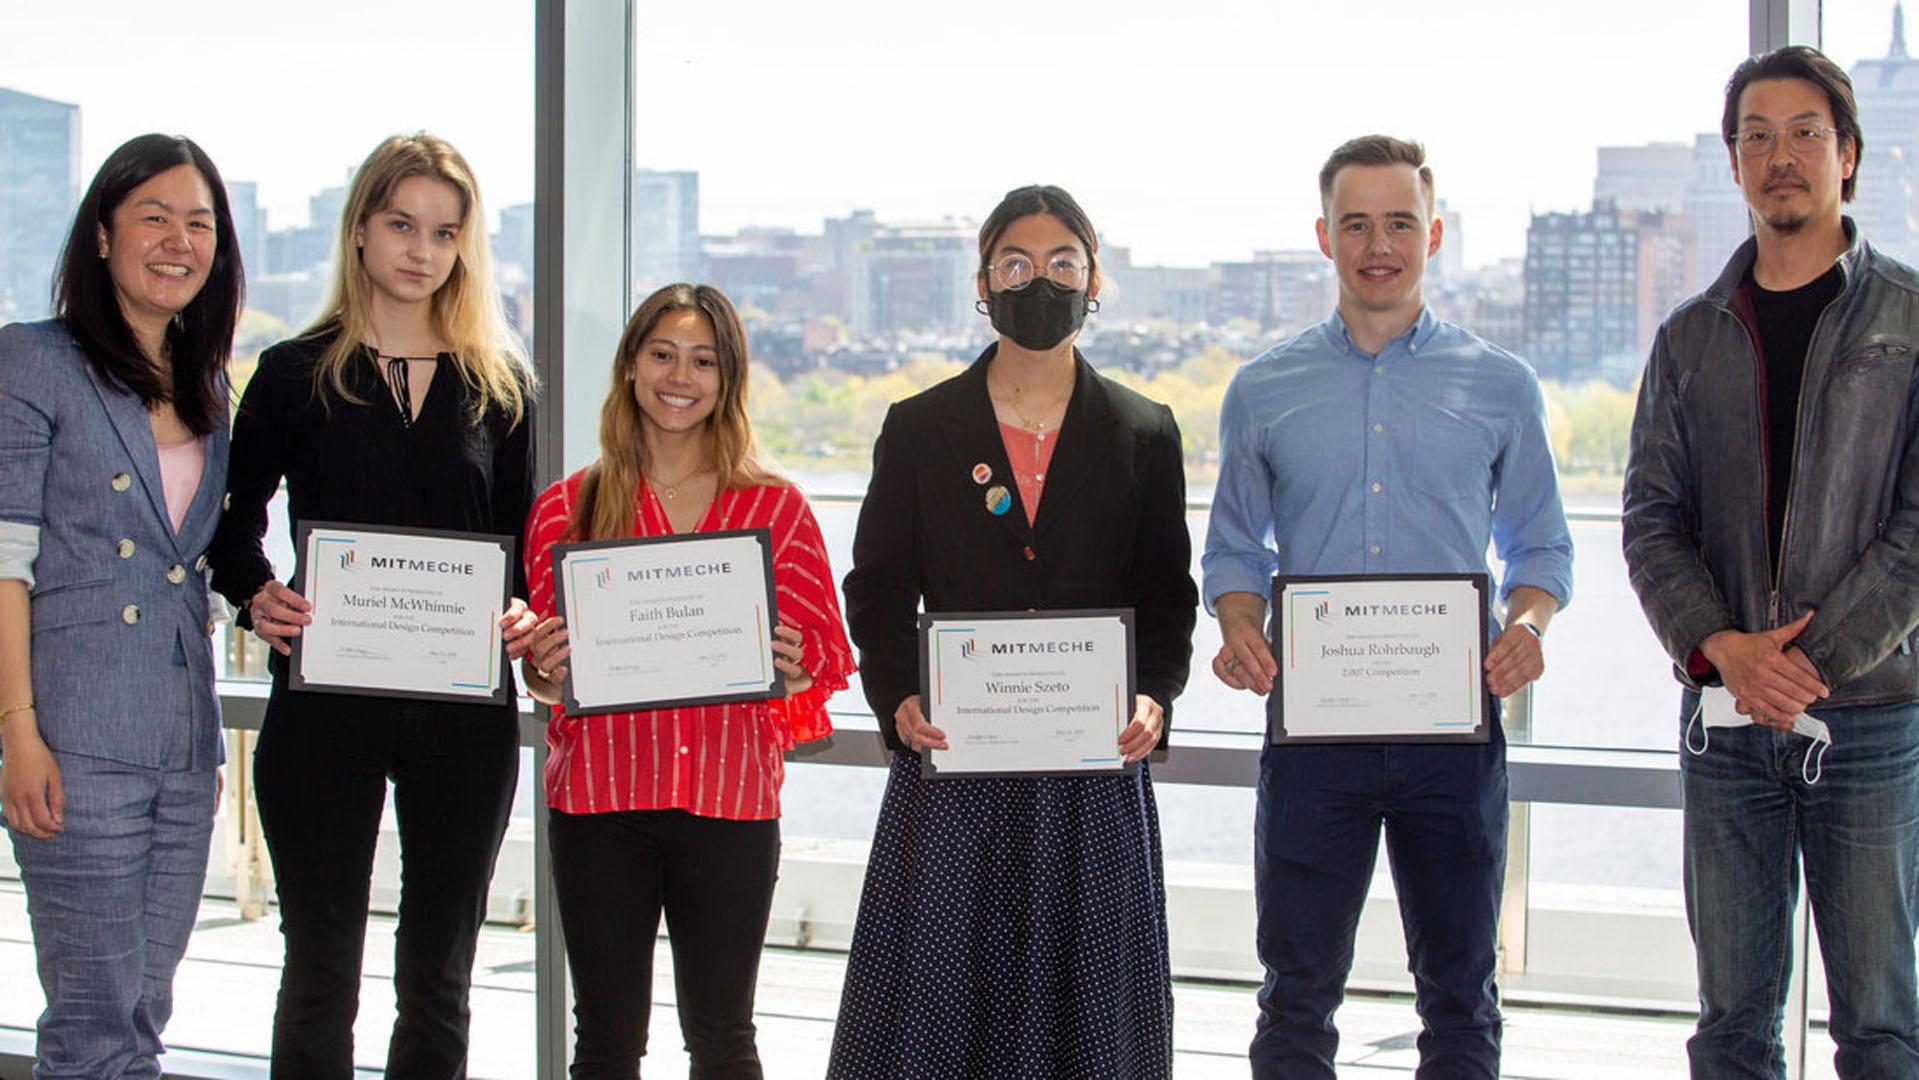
[{"left": 830, "top": 185, "right": 1198, "bottom": 1079}]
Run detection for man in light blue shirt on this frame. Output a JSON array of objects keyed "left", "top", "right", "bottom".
[{"left": 1203, "top": 135, "right": 1574, "bottom": 1078}]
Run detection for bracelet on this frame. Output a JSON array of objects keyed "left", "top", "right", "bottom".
[
  {"left": 0, "top": 701, "right": 33, "bottom": 722},
  {"left": 1516, "top": 622, "right": 1544, "bottom": 641}
]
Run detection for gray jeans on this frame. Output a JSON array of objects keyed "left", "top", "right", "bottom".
[{"left": 10, "top": 750, "right": 216, "bottom": 1079}]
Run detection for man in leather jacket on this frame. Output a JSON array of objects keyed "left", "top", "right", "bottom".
[{"left": 1624, "top": 45, "right": 1919, "bottom": 1078}]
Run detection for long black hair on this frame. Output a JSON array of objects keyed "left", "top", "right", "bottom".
[{"left": 53, "top": 133, "right": 244, "bottom": 436}]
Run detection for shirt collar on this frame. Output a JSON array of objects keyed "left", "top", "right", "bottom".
[{"left": 1323, "top": 306, "right": 1439, "bottom": 359}]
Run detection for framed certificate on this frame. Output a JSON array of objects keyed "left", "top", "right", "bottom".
[
  {"left": 918, "top": 609, "right": 1137, "bottom": 779},
  {"left": 551, "top": 529, "right": 783, "bottom": 715},
  {"left": 1269, "top": 573, "right": 1491, "bottom": 744},
  {"left": 289, "top": 521, "right": 515, "bottom": 705}
]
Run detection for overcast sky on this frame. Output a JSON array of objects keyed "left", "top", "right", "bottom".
[{"left": 1, "top": 1, "right": 1904, "bottom": 268}]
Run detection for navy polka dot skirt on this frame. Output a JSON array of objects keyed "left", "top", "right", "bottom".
[{"left": 826, "top": 751, "right": 1174, "bottom": 1079}]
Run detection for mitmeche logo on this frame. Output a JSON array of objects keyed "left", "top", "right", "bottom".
[
  {"left": 1313, "top": 600, "right": 1334, "bottom": 622},
  {"left": 959, "top": 638, "right": 979, "bottom": 659},
  {"left": 338, "top": 549, "right": 357, "bottom": 571},
  {"left": 594, "top": 566, "right": 615, "bottom": 590}
]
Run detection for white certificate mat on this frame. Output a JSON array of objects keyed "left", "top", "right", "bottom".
[
  {"left": 552, "top": 529, "right": 782, "bottom": 715},
  {"left": 919, "top": 609, "right": 1136, "bottom": 779},
  {"left": 290, "top": 522, "right": 514, "bottom": 705},
  {"left": 1270, "top": 574, "right": 1490, "bottom": 744}
]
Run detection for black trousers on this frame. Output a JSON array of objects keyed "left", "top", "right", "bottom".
[
  {"left": 253, "top": 686, "right": 519, "bottom": 1079},
  {"left": 548, "top": 807, "right": 781, "bottom": 1080}
]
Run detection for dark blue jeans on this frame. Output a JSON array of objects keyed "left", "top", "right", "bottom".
[
  {"left": 1680, "top": 690, "right": 1919, "bottom": 1079},
  {"left": 1250, "top": 733, "right": 1507, "bottom": 1079}
]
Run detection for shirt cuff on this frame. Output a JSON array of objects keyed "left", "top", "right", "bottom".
[
  {"left": 0, "top": 521, "right": 39, "bottom": 587},
  {"left": 1201, "top": 554, "right": 1277, "bottom": 615}
]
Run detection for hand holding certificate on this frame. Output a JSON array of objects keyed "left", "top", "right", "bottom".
[
  {"left": 551, "top": 529, "right": 783, "bottom": 714},
  {"left": 918, "top": 610, "right": 1137, "bottom": 778},
  {"left": 290, "top": 522, "right": 515, "bottom": 704},
  {"left": 1269, "top": 574, "right": 1491, "bottom": 744}
]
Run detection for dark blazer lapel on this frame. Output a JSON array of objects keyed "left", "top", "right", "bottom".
[
  {"left": 1032, "top": 353, "right": 1113, "bottom": 537},
  {"left": 939, "top": 346, "right": 1034, "bottom": 545},
  {"left": 80, "top": 359, "right": 177, "bottom": 549}
]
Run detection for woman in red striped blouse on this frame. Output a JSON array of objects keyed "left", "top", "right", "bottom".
[{"left": 519, "top": 283, "right": 854, "bottom": 1079}]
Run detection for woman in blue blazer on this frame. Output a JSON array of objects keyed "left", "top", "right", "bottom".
[{"left": 0, "top": 134, "right": 243, "bottom": 1078}]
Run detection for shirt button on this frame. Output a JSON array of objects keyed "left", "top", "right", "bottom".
[
  {"left": 1370, "top": 544, "right": 1382, "bottom": 555},
  {"left": 167, "top": 565, "right": 187, "bottom": 584},
  {"left": 1374, "top": 365, "right": 1383, "bottom": 374},
  {"left": 678, "top": 746, "right": 689, "bottom": 756},
  {"left": 1371, "top": 482, "right": 1382, "bottom": 494},
  {"left": 121, "top": 604, "right": 140, "bottom": 625},
  {"left": 111, "top": 472, "right": 131, "bottom": 492},
  {"left": 1372, "top": 423, "right": 1383, "bottom": 433},
  {"left": 116, "top": 538, "right": 135, "bottom": 559},
  {"left": 1023, "top": 546, "right": 1036, "bottom": 561}
]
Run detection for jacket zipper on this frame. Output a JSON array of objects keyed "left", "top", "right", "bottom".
[{"left": 1762, "top": 290, "right": 1845, "bottom": 625}]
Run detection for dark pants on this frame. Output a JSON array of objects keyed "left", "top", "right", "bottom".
[
  {"left": 548, "top": 807, "right": 780, "bottom": 1080},
  {"left": 1250, "top": 732, "right": 1508, "bottom": 1080},
  {"left": 253, "top": 688, "right": 519, "bottom": 1079}
]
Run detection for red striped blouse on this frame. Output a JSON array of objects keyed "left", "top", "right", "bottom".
[{"left": 524, "top": 471, "right": 855, "bottom": 820}]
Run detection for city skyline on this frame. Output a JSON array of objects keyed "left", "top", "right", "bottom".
[{"left": 12, "top": 0, "right": 1905, "bottom": 269}]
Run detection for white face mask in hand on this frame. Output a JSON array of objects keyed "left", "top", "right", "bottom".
[{"left": 1686, "top": 685, "right": 1832, "bottom": 784}]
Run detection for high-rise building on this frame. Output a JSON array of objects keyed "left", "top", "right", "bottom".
[
  {"left": 1684, "top": 132, "right": 1750, "bottom": 283},
  {"left": 0, "top": 87, "right": 80, "bottom": 321},
  {"left": 1524, "top": 200, "right": 1692, "bottom": 384},
  {"left": 225, "top": 180, "right": 268, "bottom": 288},
  {"left": 1109, "top": 266, "right": 1209, "bottom": 325},
  {"left": 1431, "top": 198, "right": 1464, "bottom": 279},
  {"left": 844, "top": 218, "right": 976, "bottom": 336},
  {"left": 1595, "top": 142, "right": 1692, "bottom": 212},
  {"left": 1850, "top": 3, "right": 1919, "bottom": 263},
  {"left": 633, "top": 168, "right": 699, "bottom": 297},
  {"left": 496, "top": 201, "right": 535, "bottom": 278}
]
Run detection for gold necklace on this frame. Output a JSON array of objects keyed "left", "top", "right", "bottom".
[
  {"left": 993, "top": 387, "right": 1072, "bottom": 440},
  {"left": 646, "top": 466, "right": 712, "bottom": 501}
]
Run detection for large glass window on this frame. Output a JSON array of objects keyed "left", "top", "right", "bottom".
[{"left": 0, "top": 3, "right": 535, "bottom": 1073}]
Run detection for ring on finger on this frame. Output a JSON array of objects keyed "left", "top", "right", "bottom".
[{"left": 1224, "top": 655, "right": 1241, "bottom": 673}]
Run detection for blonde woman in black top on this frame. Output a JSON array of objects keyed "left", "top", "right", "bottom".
[{"left": 208, "top": 133, "right": 536, "bottom": 1076}]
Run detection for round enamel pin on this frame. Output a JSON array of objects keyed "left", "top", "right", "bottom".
[
  {"left": 984, "top": 485, "right": 1012, "bottom": 516},
  {"left": 972, "top": 462, "right": 993, "bottom": 485}
]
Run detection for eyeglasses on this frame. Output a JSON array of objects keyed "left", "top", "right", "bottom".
[
  {"left": 986, "top": 252, "right": 1089, "bottom": 292},
  {"left": 1733, "top": 124, "right": 1841, "bottom": 157}
]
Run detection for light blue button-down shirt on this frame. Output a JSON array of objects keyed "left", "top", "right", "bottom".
[{"left": 1202, "top": 307, "right": 1574, "bottom": 619}]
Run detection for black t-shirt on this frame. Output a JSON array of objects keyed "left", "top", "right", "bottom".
[{"left": 1747, "top": 263, "right": 1842, "bottom": 575}]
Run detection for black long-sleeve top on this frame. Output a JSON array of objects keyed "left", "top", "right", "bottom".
[
  {"left": 842, "top": 347, "right": 1197, "bottom": 750},
  {"left": 209, "top": 327, "right": 535, "bottom": 624}
]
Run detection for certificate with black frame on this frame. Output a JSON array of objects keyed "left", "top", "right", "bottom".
[
  {"left": 1269, "top": 573, "right": 1492, "bottom": 744},
  {"left": 551, "top": 528, "right": 783, "bottom": 716},
  {"left": 918, "top": 608, "right": 1137, "bottom": 779},
  {"left": 289, "top": 521, "right": 515, "bottom": 705}
]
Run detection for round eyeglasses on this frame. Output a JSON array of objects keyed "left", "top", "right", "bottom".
[
  {"left": 986, "top": 252, "right": 1089, "bottom": 292},
  {"left": 1734, "top": 124, "right": 1840, "bottom": 157}
]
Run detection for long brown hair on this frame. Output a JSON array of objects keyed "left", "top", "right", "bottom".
[
  {"left": 567, "top": 283, "right": 782, "bottom": 541},
  {"left": 305, "top": 132, "right": 529, "bottom": 422}
]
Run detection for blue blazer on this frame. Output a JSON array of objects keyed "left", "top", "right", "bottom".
[{"left": 0, "top": 320, "right": 228, "bottom": 770}]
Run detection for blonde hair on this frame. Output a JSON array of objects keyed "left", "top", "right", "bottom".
[
  {"left": 568, "top": 284, "right": 783, "bottom": 542},
  {"left": 305, "top": 132, "right": 529, "bottom": 423}
]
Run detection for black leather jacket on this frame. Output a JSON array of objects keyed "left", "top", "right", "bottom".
[{"left": 1624, "top": 220, "right": 1919, "bottom": 706}]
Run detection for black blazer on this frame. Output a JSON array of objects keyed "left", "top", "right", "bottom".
[{"left": 844, "top": 345, "right": 1198, "bottom": 751}]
